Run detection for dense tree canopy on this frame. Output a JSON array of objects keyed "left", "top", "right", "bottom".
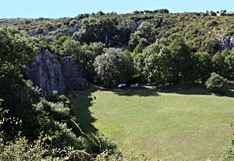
[
  {"left": 169, "top": 37, "right": 193, "bottom": 82},
  {"left": 94, "top": 48, "right": 134, "bottom": 87}
]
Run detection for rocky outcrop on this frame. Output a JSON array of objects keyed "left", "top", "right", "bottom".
[
  {"left": 68, "top": 24, "right": 79, "bottom": 36},
  {"left": 62, "top": 57, "right": 88, "bottom": 91},
  {"left": 27, "top": 25, "right": 79, "bottom": 37},
  {"left": 27, "top": 48, "right": 88, "bottom": 96},
  {"left": 220, "top": 34, "right": 234, "bottom": 50},
  {"left": 217, "top": 33, "right": 234, "bottom": 50},
  {"left": 136, "top": 19, "right": 152, "bottom": 26},
  {"left": 131, "top": 19, "right": 153, "bottom": 32},
  {"left": 28, "top": 29, "right": 39, "bottom": 37}
]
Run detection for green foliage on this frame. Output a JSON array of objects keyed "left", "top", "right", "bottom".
[
  {"left": 192, "top": 51, "right": 212, "bottom": 82},
  {"left": 63, "top": 39, "right": 81, "bottom": 57},
  {"left": 0, "top": 27, "right": 37, "bottom": 65},
  {"left": 1, "top": 11, "right": 234, "bottom": 160},
  {"left": 58, "top": 35, "right": 71, "bottom": 45},
  {"left": 1, "top": 12, "right": 232, "bottom": 87},
  {"left": 212, "top": 49, "right": 231, "bottom": 79},
  {"left": 0, "top": 28, "right": 122, "bottom": 160},
  {"left": 0, "top": 134, "right": 50, "bottom": 161},
  {"left": 224, "top": 48, "right": 234, "bottom": 79},
  {"left": 135, "top": 22, "right": 154, "bottom": 43},
  {"left": 0, "top": 28, "right": 41, "bottom": 139},
  {"left": 133, "top": 38, "right": 148, "bottom": 55},
  {"left": 128, "top": 33, "right": 139, "bottom": 51},
  {"left": 94, "top": 48, "right": 135, "bottom": 87},
  {"left": 73, "top": 18, "right": 119, "bottom": 46},
  {"left": 63, "top": 40, "right": 105, "bottom": 80},
  {"left": 169, "top": 37, "right": 193, "bottom": 82},
  {"left": 134, "top": 44, "right": 174, "bottom": 83},
  {"left": 205, "top": 72, "right": 227, "bottom": 92},
  {"left": 201, "top": 38, "right": 220, "bottom": 54}
]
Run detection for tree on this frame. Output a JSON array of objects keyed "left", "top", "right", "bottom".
[
  {"left": 169, "top": 37, "right": 193, "bottom": 82},
  {"left": 94, "top": 48, "right": 134, "bottom": 87},
  {"left": 192, "top": 51, "right": 212, "bottom": 83},
  {"left": 224, "top": 48, "right": 234, "bottom": 79},
  {"left": 63, "top": 39, "right": 81, "bottom": 57},
  {"left": 80, "top": 42, "right": 105, "bottom": 80},
  {"left": 201, "top": 38, "right": 220, "bottom": 55},
  {"left": 0, "top": 28, "right": 40, "bottom": 139},
  {"left": 128, "top": 21, "right": 156, "bottom": 52},
  {"left": 134, "top": 44, "right": 174, "bottom": 83},
  {"left": 136, "top": 22, "right": 153, "bottom": 39},
  {"left": 212, "top": 49, "right": 230, "bottom": 79},
  {"left": 73, "top": 18, "right": 119, "bottom": 46},
  {"left": 96, "top": 11, "right": 105, "bottom": 16},
  {"left": 132, "top": 38, "right": 148, "bottom": 56},
  {"left": 0, "top": 28, "right": 37, "bottom": 66},
  {"left": 117, "top": 19, "right": 135, "bottom": 46},
  {"left": 128, "top": 33, "right": 139, "bottom": 51},
  {"left": 63, "top": 40, "right": 105, "bottom": 80}
]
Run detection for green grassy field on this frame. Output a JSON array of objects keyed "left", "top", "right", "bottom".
[{"left": 73, "top": 86, "right": 234, "bottom": 161}]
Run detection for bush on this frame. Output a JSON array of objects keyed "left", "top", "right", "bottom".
[
  {"left": 0, "top": 134, "right": 50, "bottom": 161},
  {"left": 205, "top": 72, "right": 226, "bottom": 92}
]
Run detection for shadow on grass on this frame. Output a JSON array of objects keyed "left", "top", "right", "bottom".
[
  {"left": 158, "top": 84, "right": 210, "bottom": 95},
  {"left": 113, "top": 84, "right": 234, "bottom": 98},
  {"left": 112, "top": 86, "right": 160, "bottom": 97},
  {"left": 71, "top": 86, "right": 98, "bottom": 134},
  {"left": 159, "top": 84, "right": 234, "bottom": 98},
  {"left": 214, "top": 89, "right": 234, "bottom": 97}
]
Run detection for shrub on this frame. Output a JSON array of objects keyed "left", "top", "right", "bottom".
[
  {"left": 205, "top": 72, "right": 226, "bottom": 92},
  {"left": 0, "top": 134, "right": 50, "bottom": 161}
]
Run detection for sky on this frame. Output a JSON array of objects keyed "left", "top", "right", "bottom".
[{"left": 0, "top": 0, "right": 234, "bottom": 18}]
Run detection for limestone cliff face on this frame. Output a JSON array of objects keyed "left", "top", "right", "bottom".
[
  {"left": 27, "top": 48, "right": 88, "bottom": 96},
  {"left": 27, "top": 25, "right": 79, "bottom": 37},
  {"left": 216, "top": 33, "right": 234, "bottom": 51},
  {"left": 62, "top": 57, "right": 88, "bottom": 91},
  {"left": 220, "top": 34, "right": 234, "bottom": 50}
]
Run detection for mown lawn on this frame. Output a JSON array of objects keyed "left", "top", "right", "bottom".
[{"left": 73, "top": 86, "right": 234, "bottom": 161}]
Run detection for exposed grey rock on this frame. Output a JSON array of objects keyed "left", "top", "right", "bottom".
[
  {"left": 131, "top": 19, "right": 153, "bottom": 31},
  {"left": 27, "top": 25, "right": 79, "bottom": 37},
  {"left": 28, "top": 29, "right": 39, "bottom": 37},
  {"left": 136, "top": 19, "right": 152, "bottom": 27},
  {"left": 68, "top": 24, "right": 79, "bottom": 36},
  {"left": 43, "top": 28, "right": 50, "bottom": 35},
  {"left": 62, "top": 56, "right": 88, "bottom": 91},
  {"left": 27, "top": 48, "right": 88, "bottom": 96},
  {"left": 217, "top": 33, "right": 234, "bottom": 50}
]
